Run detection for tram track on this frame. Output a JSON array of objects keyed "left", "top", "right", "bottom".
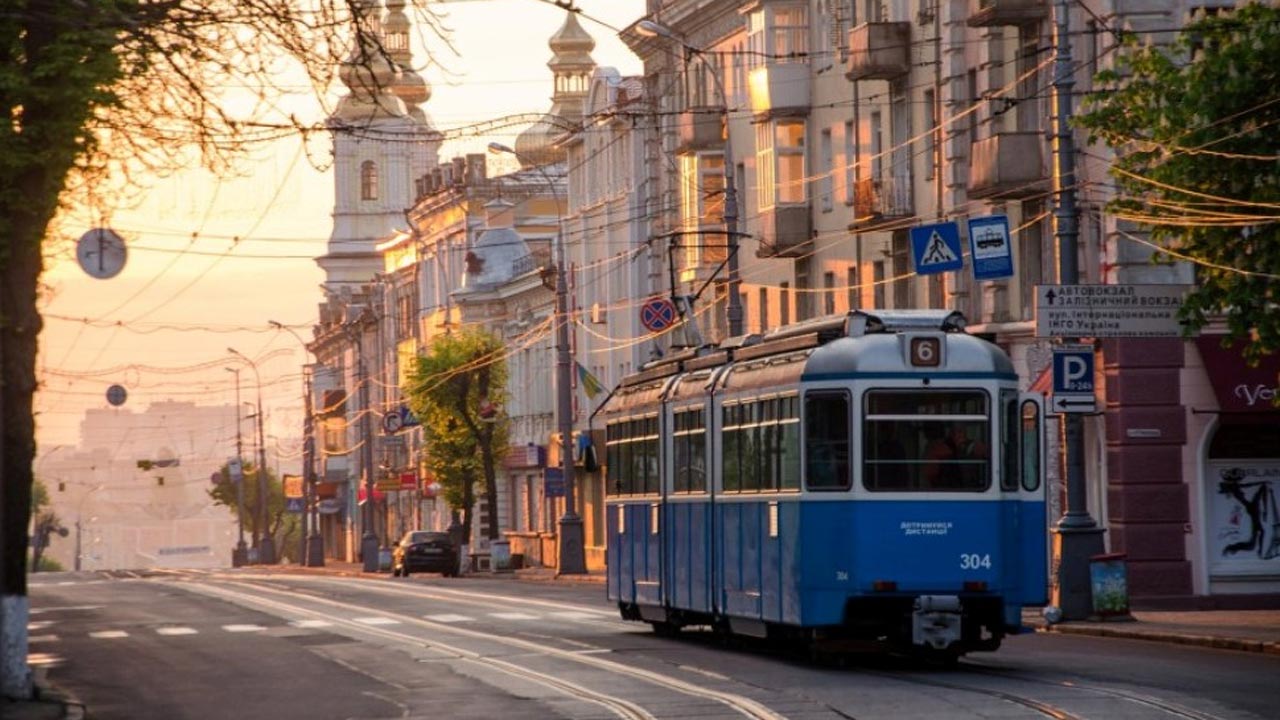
[
  {"left": 181, "top": 576, "right": 788, "bottom": 720},
  {"left": 960, "top": 666, "right": 1232, "bottom": 720}
]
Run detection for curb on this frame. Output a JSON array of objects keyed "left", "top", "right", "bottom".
[{"left": 1035, "top": 623, "right": 1280, "bottom": 655}]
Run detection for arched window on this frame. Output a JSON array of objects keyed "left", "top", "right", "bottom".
[{"left": 360, "top": 160, "right": 378, "bottom": 201}]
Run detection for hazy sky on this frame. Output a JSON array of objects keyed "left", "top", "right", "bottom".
[{"left": 36, "top": 1, "right": 644, "bottom": 455}]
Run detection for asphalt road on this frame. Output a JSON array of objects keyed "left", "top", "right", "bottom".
[{"left": 28, "top": 569, "right": 1280, "bottom": 719}]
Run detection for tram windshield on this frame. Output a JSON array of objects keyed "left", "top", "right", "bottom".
[{"left": 862, "top": 390, "right": 991, "bottom": 492}]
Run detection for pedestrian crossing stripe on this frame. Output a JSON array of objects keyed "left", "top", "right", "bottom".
[
  {"left": 423, "top": 613, "right": 474, "bottom": 623},
  {"left": 489, "top": 612, "right": 539, "bottom": 620},
  {"left": 920, "top": 231, "right": 959, "bottom": 266},
  {"left": 89, "top": 630, "right": 128, "bottom": 638},
  {"left": 222, "top": 624, "right": 265, "bottom": 632},
  {"left": 353, "top": 616, "right": 400, "bottom": 626},
  {"left": 156, "top": 627, "right": 197, "bottom": 636}
]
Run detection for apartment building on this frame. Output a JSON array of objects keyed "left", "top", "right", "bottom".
[{"left": 620, "top": 0, "right": 1277, "bottom": 604}]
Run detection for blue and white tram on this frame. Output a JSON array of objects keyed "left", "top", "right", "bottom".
[{"left": 601, "top": 310, "right": 1047, "bottom": 657}]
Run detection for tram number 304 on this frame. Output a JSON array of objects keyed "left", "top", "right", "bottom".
[{"left": 960, "top": 553, "right": 992, "bottom": 569}]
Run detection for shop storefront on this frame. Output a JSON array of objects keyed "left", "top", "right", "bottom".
[{"left": 1194, "top": 337, "right": 1280, "bottom": 596}]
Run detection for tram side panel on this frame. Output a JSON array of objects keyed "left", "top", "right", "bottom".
[{"left": 665, "top": 499, "right": 713, "bottom": 614}]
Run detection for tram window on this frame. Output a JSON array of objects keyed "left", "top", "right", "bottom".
[
  {"left": 862, "top": 390, "right": 990, "bottom": 492},
  {"left": 644, "top": 418, "right": 660, "bottom": 495},
  {"left": 1020, "top": 400, "right": 1041, "bottom": 491},
  {"left": 1001, "top": 390, "right": 1019, "bottom": 491},
  {"left": 674, "top": 416, "right": 690, "bottom": 493},
  {"left": 723, "top": 404, "right": 741, "bottom": 492},
  {"left": 780, "top": 411, "right": 801, "bottom": 489},
  {"left": 742, "top": 422, "right": 761, "bottom": 492},
  {"left": 805, "top": 392, "right": 851, "bottom": 490}
]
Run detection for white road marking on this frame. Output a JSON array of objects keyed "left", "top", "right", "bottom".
[
  {"left": 222, "top": 624, "right": 265, "bottom": 633},
  {"left": 31, "top": 606, "right": 103, "bottom": 614},
  {"left": 28, "top": 635, "right": 59, "bottom": 643},
  {"left": 548, "top": 611, "right": 601, "bottom": 621},
  {"left": 89, "top": 630, "right": 128, "bottom": 639},
  {"left": 27, "top": 653, "right": 62, "bottom": 667},
  {"left": 353, "top": 616, "right": 400, "bottom": 626},
  {"left": 489, "top": 612, "right": 539, "bottom": 620},
  {"left": 28, "top": 621, "right": 53, "bottom": 630},
  {"left": 422, "top": 613, "right": 474, "bottom": 623},
  {"left": 156, "top": 627, "right": 198, "bottom": 636},
  {"left": 289, "top": 619, "right": 332, "bottom": 628}
]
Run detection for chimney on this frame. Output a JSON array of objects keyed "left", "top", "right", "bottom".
[
  {"left": 466, "top": 154, "right": 487, "bottom": 185},
  {"left": 452, "top": 157, "right": 467, "bottom": 186}
]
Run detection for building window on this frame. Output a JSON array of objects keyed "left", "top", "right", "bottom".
[
  {"left": 679, "top": 152, "right": 727, "bottom": 267},
  {"left": 819, "top": 128, "right": 834, "bottom": 212},
  {"left": 823, "top": 271, "right": 836, "bottom": 315},
  {"left": 780, "top": 281, "right": 791, "bottom": 326},
  {"left": 758, "top": 287, "right": 770, "bottom": 333},
  {"left": 1019, "top": 201, "right": 1046, "bottom": 321},
  {"left": 924, "top": 88, "right": 938, "bottom": 181},
  {"left": 843, "top": 120, "right": 856, "bottom": 205},
  {"left": 873, "top": 260, "right": 886, "bottom": 307},
  {"left": 360, "top": 160, "right": 378, "bottom": 201},
  {"left": 756, "top": 119, "right": 807, "bottom": 210},
  {"left": 847, "top": 264, "right": 860, "bottom": 311},
  {"left": 748, "top": 3, "right": 809, "bottom": 65}
]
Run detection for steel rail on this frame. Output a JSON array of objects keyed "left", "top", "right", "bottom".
[{"left": 185, "top": 577, "right": 787, "bottom": 720}]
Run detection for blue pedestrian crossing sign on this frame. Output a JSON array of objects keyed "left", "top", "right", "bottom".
[
  {"left": 910, "top": 221, "right": 964, "bottom": 275},
  {"left": 285, "top": 497, "right": 305, "bottom": 514},
  {"left": 966, "top": 214, "right": 1014, "bottom": 281}
]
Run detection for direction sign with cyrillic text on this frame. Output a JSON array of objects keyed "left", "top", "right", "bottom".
[{"left": 1035, "top": 284, "right": 1192, "bottom": 338}]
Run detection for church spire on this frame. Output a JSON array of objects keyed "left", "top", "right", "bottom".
[
  {"left": 383, "top": 0, "right": 434, "bottom": 129},
  {"left": 333, "top": 0, "right": 406, "bottom": 122},
  {"left": 514, "top": 10, "right": 597, "bottom": 168}
]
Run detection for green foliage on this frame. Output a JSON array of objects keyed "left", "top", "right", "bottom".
[
  {"left": 403, "top": 329, "right": 510, "bottom": 539},
  {"left": 1077, "top": 3, "right": 1280, "bottom": 362},
  {"left": 207, "top": 460, "right": 298, "bottom": 555},
  {"left": 35, "top": 557, "right": 65, "bottom": 573}
]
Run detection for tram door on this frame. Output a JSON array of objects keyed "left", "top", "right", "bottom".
[{"left": 1018, "top": 393, "right": 1048, "bottom": 605}]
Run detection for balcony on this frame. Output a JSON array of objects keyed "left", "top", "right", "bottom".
[
  {"left": 748, "top": 63, "right": 811, "bottom": 118},
  {"left": 967, "top": 131, "right": 1048, "bottom": 200},
  {"left": 754, "top": 204, "right": 813, "bottom": 258},
  {"left": 967, "top": 0, "right": 1048, "bottom": 28},
  {"left": 676, "top": 106, "right": 724, "bottom": 153},
  {"left": 852, "top": 175, "right": 914, "bottom": 224},
  {"left": 845, "top": 22, "right": 911, "bottom": 81}
]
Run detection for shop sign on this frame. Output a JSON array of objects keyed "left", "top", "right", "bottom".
[
  {"left": 317, "top": 498, "right": 343, "bottom": 515},
  {"left": 1195, "top": 336, "right": 1280, "bottom": 413}
]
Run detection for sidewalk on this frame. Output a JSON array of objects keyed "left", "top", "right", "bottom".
[
  {"left": 1022, "top": 607, "right": 1280, "bottom": 655},
  {"left": 9, "top": 567, "right": 1275, "bottom": 720}
]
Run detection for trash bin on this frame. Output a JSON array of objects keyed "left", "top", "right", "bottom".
[
  {"left": 378, "top": 546, "right": 393, "bottom": 572},
  {"left": 491, "top": 539, "right": 512, "bottom": 572},
  {"left": 1089, "top": 552, "right": 1130, "bottom": 618}
]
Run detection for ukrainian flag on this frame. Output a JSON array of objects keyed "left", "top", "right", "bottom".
[{"left": 576, "top": 361, "right": 604, "bottom": 400}]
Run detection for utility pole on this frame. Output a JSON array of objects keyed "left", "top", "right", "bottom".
[
  {"left": 1051, "top": 0, "right": 1104, "bottom": 620},
  {"left": 355, "top": 319, "right": 380, "bottom": 572},
  {"left": 225, "top": 367, "right": 248, "bottom": 566}
]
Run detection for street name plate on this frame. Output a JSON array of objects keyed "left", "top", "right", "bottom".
[{"left": 1035, "top": 284, "right": 1193, "bottom": 338}]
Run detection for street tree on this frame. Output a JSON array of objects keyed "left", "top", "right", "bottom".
[
  {"left": 1077, "top": 3, "right": 1280, "bottom": 362},
  {"left": 0, "top": 0, "right": 448, "bottom": 699},
  {"left": 403, "top": 329, "right": 510, "bottom": 547},
  {"left": 208, "top": 461, "right": 300, "bottom": 562},
  {"left": 28, "top": 481, "right": 66, "bottom": 574}
]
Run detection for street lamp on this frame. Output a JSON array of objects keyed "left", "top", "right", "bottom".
[
  {"left": 270, "top": 319, "right": 324, "bottom": 567},
  {"left": 486, "top": 141, "right": 587, "bottom": 575},
  {"left": 635, "top": 19, "right": 743, "bottom": 337},
  {"left": 228, "top": 347, "right": 275, "bottom": 564},
  {"left": 224, "top": 366, "right": 249, "bottom": 567}
]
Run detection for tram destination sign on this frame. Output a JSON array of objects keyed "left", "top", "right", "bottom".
[{"left": 1035, "top": 284, "right": 1194, "bottom": 338}]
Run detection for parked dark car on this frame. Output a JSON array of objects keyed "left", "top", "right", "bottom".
[{"left": 392, "top": 530, "right": 459, "bottom": 577}]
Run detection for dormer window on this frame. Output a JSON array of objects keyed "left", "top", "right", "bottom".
[{"left": 360, "top": 160, "right": 378, "bottom": 201}]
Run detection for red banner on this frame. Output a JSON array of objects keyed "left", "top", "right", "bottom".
[{"left": 1195, "top": 336, "right": 1280, "bottom": 413}]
